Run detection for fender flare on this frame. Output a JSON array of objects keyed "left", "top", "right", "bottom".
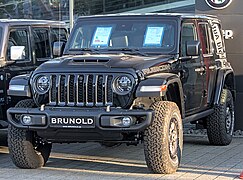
[
  {"left": 135, "top": 73, "right": 185, "bottom": 118},
  {"left": 214, "top": 68, "right": 235, "bottom": 105},
  {"left": 7, "top": 74, "right": 31, "bottom": 97}
]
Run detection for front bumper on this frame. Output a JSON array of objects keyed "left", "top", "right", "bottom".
[{"left": 7, "top": 106, "right": 153, "bottom": 142}]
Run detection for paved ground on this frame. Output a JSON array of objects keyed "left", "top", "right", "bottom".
[{"left": 0, "top": 130, "right": 242, "bottom": 180}]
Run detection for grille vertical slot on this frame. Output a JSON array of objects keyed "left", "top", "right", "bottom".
[
  {"left": 96, "top": 75, "right": 103, "bottom": 106},
  {"left": 58, "top": 75, "right": 66, "bottom": 106},
  {"left": 106, "top": 75, "right": 113, "bottom": 106},
  {"left": 86, "top": 75, "right": 94, "bottom": 106},
  {"left": 77, "top": 75, "right": 85, "bottom": 106},
  {"left": 49, "top": 75, "right": 57, "bottom": 105},
  {"left": 67, "top": 75, "right": 75, "bottom": 106}
]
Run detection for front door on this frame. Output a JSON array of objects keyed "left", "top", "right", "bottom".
[
  {"left": 4, "top": 27, "right": 34, "bottom": 106},
  {"left": 180, "top": 21, "right": 205, "bottom": 114}
]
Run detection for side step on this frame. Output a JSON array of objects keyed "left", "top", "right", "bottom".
[
  {"left": 0, "top": 120, "right": 8, "bottom": 129},
  {"left": 183, "top": 109, "right": 214, "bottom": 124}
]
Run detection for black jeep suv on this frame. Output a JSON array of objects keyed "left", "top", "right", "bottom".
[
  {"left": 7, "top": 14, "right": 235, "bottom": 174},
  {"left": 0, "top": 19, "right": 68, "bottom": 128}
]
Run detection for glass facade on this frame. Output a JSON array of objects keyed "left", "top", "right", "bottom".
[{"left": 0, "top": 0, "right": 195, "bottom": 21}]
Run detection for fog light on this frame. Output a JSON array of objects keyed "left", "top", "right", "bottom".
[
  {"left": 122, "top": 116, "right": 132, "bottom": 127},
  {"left": 22, "top": 115, "right": 32, "bottom": 125}
]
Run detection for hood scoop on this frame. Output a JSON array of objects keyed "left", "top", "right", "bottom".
[{"left": 72, "top": 57, "right": 110, "bottom": 63}]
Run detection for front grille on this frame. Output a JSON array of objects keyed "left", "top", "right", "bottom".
[{"left": 49, "top": 74, "right": 114, "bottom": 107}]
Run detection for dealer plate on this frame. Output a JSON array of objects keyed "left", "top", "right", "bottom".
[{"left": 50, "top": 116, "right": 95, "bottom": 128}]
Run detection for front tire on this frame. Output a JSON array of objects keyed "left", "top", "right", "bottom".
[
  {"left": 144, "top": 101, "right": 183, "bottom": 174},
  {"left": 207, "top": 89, "right": 234, "bottom": 145},
  {"left": 8, "top": 99, "right": 52, "bottom": 169}
]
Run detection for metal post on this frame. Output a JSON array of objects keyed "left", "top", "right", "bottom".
[{"left": 69, "top": 0, "right": 74, "bottom": 30}]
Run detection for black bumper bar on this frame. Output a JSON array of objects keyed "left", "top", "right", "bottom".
[{"left": 7, "top": 106, "right": 154, "bottom": 141}]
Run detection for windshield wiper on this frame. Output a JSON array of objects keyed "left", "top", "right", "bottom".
[
  {"left": 69, "top": 48, "right": 100, "bottom": 54},
  {"left": 107, "top": 48, "right": 148, "bottom": 56}
]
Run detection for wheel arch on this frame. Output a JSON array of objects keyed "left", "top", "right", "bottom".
[
  {"left": 135, "top": 73, "right": 185, "bottom": 118},
  {"left": 165, "top": 81, "right": 185, "bottom": 119},
  {"left": 214, "top": 69, "right": 236, "bottom": 105},
  {"left": 224, "top": 72, "right": 235, "bottom": 101},
  {"left": 7, "top": 74, "right": 32, "bottom": 97}
]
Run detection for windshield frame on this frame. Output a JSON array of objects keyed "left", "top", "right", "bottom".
[{"left": 64, "top": 15, "right": 180, "bottom": 56}]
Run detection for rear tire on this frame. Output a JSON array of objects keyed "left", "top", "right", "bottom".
[
  {"left": 207, "top": 89, "right": 234, "bottom": 145},
  {"left": 144, "top": 101, "right": 183, "bottom": 174},
  {"left": 8, "top": 99, "right": 52, "bottom": 169}
]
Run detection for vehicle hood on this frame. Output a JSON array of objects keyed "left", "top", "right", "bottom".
[{"left": 34, "top": 54, "right": 175, "bottom": 74}]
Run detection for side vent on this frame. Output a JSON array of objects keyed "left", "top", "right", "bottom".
[{"left": 72, "top": 58, "right": 110, "bottom": 63}]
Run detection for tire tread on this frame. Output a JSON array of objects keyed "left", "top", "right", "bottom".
[
  {"left": 207, "top": 89, "right": 234, "bottom": 145},
  {"left": 8, "top": 99, "right": 52, "bottom": 169},
  {"left": 144, "top": 101, "right": 183, "bottom": 174}
]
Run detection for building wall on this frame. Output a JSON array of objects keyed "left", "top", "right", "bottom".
[
  {"left": 196, "top": 0, "right": 243, "bottom": 130},
  {"left": 0, "top": 0, "right": 195, "bottom": 20}
]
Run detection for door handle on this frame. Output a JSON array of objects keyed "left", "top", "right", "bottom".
[
  {"left": 5, "top": 73, "right": 11, "bottom": 80},
  {"left": 195, "top": 67, "right": 205, "bottom": 73},
  {"left": 209, "top": 65, "right": 217, "bottom": 70}
]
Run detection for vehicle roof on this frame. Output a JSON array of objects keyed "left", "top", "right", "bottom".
[
  {"left": 76, "top": 13, "right": 218, "bottom": 21},
  {"left": 0, "top": 19, "right": 66, "bottom": 26}
]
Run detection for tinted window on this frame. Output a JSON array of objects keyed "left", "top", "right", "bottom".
[
  {"left": 33, "top": 28, "right": 51, "bottom": 59},
  {"left": 199, "top": 23, "right": 213, "bottom": 55},
  {"left": 51, "top": 28, "right": 68, "bottom": 43},
  {"left": 51, "top": 28, "right": 68, "bottom": 56},
  {"left": 181, "top": 23, "right": 197, "bottom": 57},
  {"left": 7, "top": 29, "right": 29, "bottom": 61}
]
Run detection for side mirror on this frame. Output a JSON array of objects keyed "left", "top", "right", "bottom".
[
  {"left": 10, "top": 46, "right": 25, "bottom": 60},
  {"left": 186, "top": 41, "right": 200, "bottom": 56},
  {"left": 53, "top": 41, "right": 65, "bottom": 57}
]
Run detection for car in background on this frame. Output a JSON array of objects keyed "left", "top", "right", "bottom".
[{"left": 0, "top": 19, "right": 68, "bottom": 128}]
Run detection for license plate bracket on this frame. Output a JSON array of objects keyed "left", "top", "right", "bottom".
[{"left": 50, "top": 116, "right": 95, "bottom": 128}]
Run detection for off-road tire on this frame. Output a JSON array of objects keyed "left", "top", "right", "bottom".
[
  {"left": 144, "top": 101, "right": 183, "bottom": 174},
  {"left": 8, "top": 99, "right": 52, "bottom": 169},
  {"left": 207, "top": 89, "right": 234, "bottom": 145}
]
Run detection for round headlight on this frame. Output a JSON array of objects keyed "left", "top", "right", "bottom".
[
  {"left": 113, "top": 75, "right": 133, "bottom": 95},
  {"left": 35, "top": 76, "right": 50, "bottom": 94}
]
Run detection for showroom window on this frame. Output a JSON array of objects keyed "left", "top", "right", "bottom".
[{"left": 0, "top": 0, "right": 195, "bottom": 20}]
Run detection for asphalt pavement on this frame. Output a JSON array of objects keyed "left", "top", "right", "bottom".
[{"left": 0, "top": 129, "right": 242, "bottom": 180}]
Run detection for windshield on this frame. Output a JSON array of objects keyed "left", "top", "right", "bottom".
[{"left": 66, "top": 17, "right": 177, "bottom": 54}]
